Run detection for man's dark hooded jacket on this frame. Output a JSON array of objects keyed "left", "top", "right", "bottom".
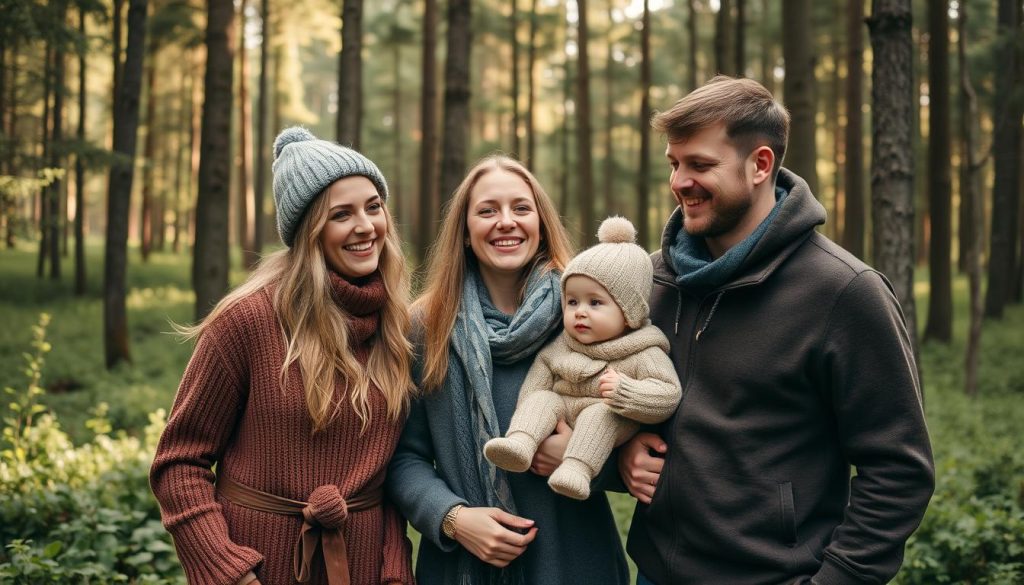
[{"left": 627, "top": 169, "right": 935, "bottom": 585}]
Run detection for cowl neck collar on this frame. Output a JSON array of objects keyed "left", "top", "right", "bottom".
[{"left": 328, "top": 270, "right": 386, "bottom": 344}]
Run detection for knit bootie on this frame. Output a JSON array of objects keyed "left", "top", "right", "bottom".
[
  {"left": 484, "top": 432, "right": 538, "bottom": 473},
  {"left": 548, "top": 457, "right": 595, "bottom": 500}
]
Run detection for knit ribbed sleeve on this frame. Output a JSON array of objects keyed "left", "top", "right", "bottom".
[
  {"left": 380, "top": 502, "right": 415, "bottom": 585},
  {"left": 150, "top": 321, "right": 263, "bottom": 585},
  {"left": 606, "top": 346, "right": 682, "bottom": 425}
]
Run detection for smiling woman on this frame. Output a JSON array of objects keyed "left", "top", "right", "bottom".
[
  {"left": 150, "top": 127, "right": 416, "bottom": 585},
  {"left": 386, "top": 155, "right": 632, "bottom": 585}
]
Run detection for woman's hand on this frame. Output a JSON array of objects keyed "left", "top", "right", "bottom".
[
  {"left": 453, "top": 507, "right": 538, "bottom": 567},
  {"left": 618, "top": 432, "right": 666, "bottom": 504},
  {"left": 530, "top": 419, "right": 572, "bottom": 476}
]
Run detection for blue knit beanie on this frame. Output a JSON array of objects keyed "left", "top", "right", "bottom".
[{"left": 271, "top": 127, "right": 389, "bottom": 247}]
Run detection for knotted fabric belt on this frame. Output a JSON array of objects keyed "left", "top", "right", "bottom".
[{"left": 216, "top": 472, "right": 385, "bottom": 585}]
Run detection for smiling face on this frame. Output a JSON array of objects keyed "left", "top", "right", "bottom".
[
  {"left": 562, "top": 275, "right": 628, "bottom": 345},
  {"left": 465, "top": 168, "right": 543, "bottom": 280},
  {"left": 666, "top": 123, "right": 775, "bottom": 257},
  {"left": 318, "top": 175, "right": 387, "bottom": 280}
]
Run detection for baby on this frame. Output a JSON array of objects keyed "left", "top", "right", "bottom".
[{"left": 484, "top": 216, "right": 682, "bottom": 500}]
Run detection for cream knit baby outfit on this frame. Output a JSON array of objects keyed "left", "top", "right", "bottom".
[{"left": 484, "top": 324, "right": 681, "bottom": 500}]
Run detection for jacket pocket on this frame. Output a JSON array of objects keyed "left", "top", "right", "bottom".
[{"left": 778, "top": 481, "right": 797, "bottom": 546}]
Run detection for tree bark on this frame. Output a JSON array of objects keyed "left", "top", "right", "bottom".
[
  {"left": 509, "top": 0, "right": 520, "bottom": 156},
  {"left": 49, "top": 2, "right": 68, "bottom": 281},
  {"left": 526, "top": 0, "right": 538, "bottom": 167},
  {"left": 173, "top": 59, "right": 187, "bottom": 254},
  {"left": 253, "top": 0, "right": 270, "bottom": 257},
  {"left": 392, "top": 41, "right": 404, "bottom": 236},
  {"left": 689, "top": 0, "right": 699, "bottom": 90},
  {"left": 924, "top": 0, "right": 952, "bottom": 343},
  {"left": 105, "top": 0, "right": 148, "bottom": 367},
  {"left": 576, "top": 0, "right": 594, "bottom": 244},
  {"left": 74, "top": 7, "right": 87, "bottom": 295},
  {"left": 867, "top": 0, "right": 920, "bottom": 361},
  {"left": 984, "top": 0, "right": 1023, "bottom": 318},
  {"left": 416, "top": 0, "right": 438, "bottom": 262},
  {"left": 760, "top": 0, "right": 774, "bottom": 93},
  {"left": 439, "top": 0, "right": 472, "bottom": 207},
  {"left": 602, "top": 0, "right": 615, "bottom": 219},
  {"left": 337, "top": 0, "right": 363, "bottom": 148},
  {"left": 782, "top": 0, "right": 818, "bottom": 195},
  {"left": 140, "top": 43, "right": 157, "bottom": 262},
  {"left": 38, "top": 42, "right": 53, "bottom": 279},
  {"left": 959, "top": 1, "right": 983, "bottom": 396},
  {"left": 637, "top": 0, "right": 651, "bottom": 249},
  {"left": 113, "top": 0, "right": 124, "bottom": 100},
  {"left": 238, "top": 0, "right": 257, "bottom": 268},
  {"left": 193, "top": 0, "right": 235, "bottom": 319},
  {"left": 734, "top": 0, "right": 745, "bottom": 76},
  {"left": 715, "top": 0, "right": 733, "bottom": 76},
  {"left": 843, "top": 0, "right": 865, "bottom": 259}
]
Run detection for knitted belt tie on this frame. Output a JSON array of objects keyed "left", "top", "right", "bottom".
[{"left": 216, "top": 472, "right": 385, "bottom": 585}]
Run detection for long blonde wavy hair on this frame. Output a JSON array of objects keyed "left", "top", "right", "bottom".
[
  {"left": 180, "top": 189, "right": 413, "bottom": 432},
  {"left": 414, "top": 155, "right": 574, "bottom": 393}
]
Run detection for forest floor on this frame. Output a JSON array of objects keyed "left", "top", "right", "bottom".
[{"left": 2, "top": 242, "right": 1022, "bottom": 581}]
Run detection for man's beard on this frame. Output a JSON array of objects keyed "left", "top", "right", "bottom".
[{"left": 681, "top": 186, "right": 753, "bottom": 239}]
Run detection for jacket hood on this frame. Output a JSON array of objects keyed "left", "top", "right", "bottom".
[{"left": 655, "top": 167, "right": 826, "bottom": 288}]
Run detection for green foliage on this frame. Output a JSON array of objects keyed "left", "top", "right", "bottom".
[{"left": 0, "top": 316, "right": 182, "bottom": 582}]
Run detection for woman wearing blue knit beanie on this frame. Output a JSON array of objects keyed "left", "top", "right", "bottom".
[
  {"left": 151, "top": 127, "right": 415, "bottom": 585},
  {"left": 387, "top": 155, "right": 631, "bottom": 585}
]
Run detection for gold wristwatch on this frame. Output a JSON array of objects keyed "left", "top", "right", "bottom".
[{"left": 442, "top": 504, "right": 464, "bottom": 540}]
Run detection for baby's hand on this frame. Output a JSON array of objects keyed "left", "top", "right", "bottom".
[{"left": 599, "top": 368, "right": 620, "bottom": 400}]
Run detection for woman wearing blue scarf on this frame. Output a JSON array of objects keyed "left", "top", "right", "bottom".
[{"left": 387, "top": 156, "right": 630, "bottom": 585}]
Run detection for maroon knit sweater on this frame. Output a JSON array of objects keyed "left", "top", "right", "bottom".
[{"left": 150, "top": 272, "right": 415, "bottom": 585}]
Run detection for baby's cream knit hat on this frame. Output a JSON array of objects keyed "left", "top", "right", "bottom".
[{"left": 561, "top": 216, "right": 653, "bottom": 329}]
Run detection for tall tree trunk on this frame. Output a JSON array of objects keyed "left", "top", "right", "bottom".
[
  {"left": 734, "top": 0, "right": 745, "bottom": 76},
  {"left": 337, "top": 0, "right": 363, "bottom": 148},
  {"left": 715, "top": 0, "right": 734, "bottom": 76},
  {"left": 843, "top": 0, "right": 865, "bottom": 259},
  {"left": 194, "top": 0, "right": 235, "bottom": 319},
  {"left": 602, "top": 0, "right": 615, "bottom": 219},
  {"left": 113, "top": 0, "right": 124, "bottom": 99},
  {"left": 828, "top": 13, "right": 843, "bottom": 242},
  {"left": 526, "top": 0, "right": 538, "bottom": 166},
  {"left": 924, "top": 0, "right": 952, "bottom": 342},
  {"left": 253, "top": 0, "right": 270, "bottom": 257},
  {"left": 38, "top": 42, "right": 53, "bottom": 278},
  {"left": 173, "top": 58, "right": 187, "bottom": 253},
  {"left": 984, "top": 0, "right": 1023, "bottom": 318},
  {"left": 689, "top": 0, "right": 699, "bottom": 89},
  {"left": 104, "top": 0, "right": 148, "bottom": 368},
  {"left": 74, "top": 7, "right": 87, "bottom": 295},
  {"left": 416, "top": 0, "right": 438, "bottom": 261},
  {"left": 439, "top": 0, "right": 472, "bottom": 207},
  {"left": 760, "top": 0, "right": 774, "bottom": 93},
  {"left": 238, "top": 0, "right": 257, "bottom": 268},
  {"left": 140, "top": 44, "right": 157, "bottom": 262},
  {"left": 49, "top": 3, "right": 67, "bottom": 281},
  {"left": 188, "top": 49, "right": 201, "bottom": 251},
  {"left": 868, "top": 0, "right": 920, "bottom": 361},
  {"left": 560, "top": 37, "right": 572, "bottom": 217},
  {"left": 782, "top": 0, "right": 818, "bottom": 195},
  {"left": 392, "top": 41, "right": 404, "bottom": 238},
  {"left": 576, "top": 0, "right": 594, "bottom": 244},
  {"left": 637, "top": 0, "right": 651, "bottom": 249},
  {"left": 959, "top": 1, "right": 983, "bottom": 396},
  {"left": 509, "top": 0, "right": 520, "bottom": 156}
]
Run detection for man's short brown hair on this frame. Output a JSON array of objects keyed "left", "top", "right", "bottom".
[{"left": 652, "top": 75, "right": 790, "bottom": 178}]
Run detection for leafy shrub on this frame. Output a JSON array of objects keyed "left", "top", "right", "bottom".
[{"left": 0, "top": 314, "right": 182, "bottom": 583}]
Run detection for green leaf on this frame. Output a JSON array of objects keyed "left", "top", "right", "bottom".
[{"left": 42, "top": 541, "right": 62, "bottom": 559}]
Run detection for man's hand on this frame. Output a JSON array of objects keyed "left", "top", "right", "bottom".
[
  {"left": 454, "top": 507, "right": 538, "bottom": 568},
  {"left": 618, "top": 432, "right": 667, "bottom": 504}
]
